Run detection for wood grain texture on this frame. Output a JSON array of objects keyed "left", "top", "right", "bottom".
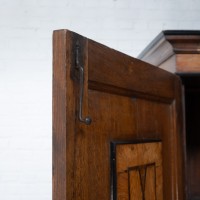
[
  {"left": 129, "top": 169, "right": 143, "bottom": 200},
  {"left": 53, "top": 30, "right": 68, "bottom": 200},
  {"left": 129, "top": 164, "right": 156, "bottom": 200},
  {"left": 145, "top": 164, "right": 156, "bottom": 200},
  {"left": 88, "top": 40, "right": 175, "bottom": 101},
  {"left": 177, "top": 54, "right": 200, "bottom": 72},
  {"left": 53, "top": 29, "right": 185, "bottom": 200},
  {"left": 115, "top": 142, "right": 162, "bottom": 200},
  {"left": 112, "top": 141, "right": 163, "bottom": 200}
]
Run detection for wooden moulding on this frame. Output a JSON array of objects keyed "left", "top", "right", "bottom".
[{"left": 138, "top": 30, "right": 200, "bottom": 73}]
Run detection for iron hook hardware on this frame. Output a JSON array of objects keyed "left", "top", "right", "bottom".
[{"left": 75, "top": 42, "right": 92, "bottom": 125}]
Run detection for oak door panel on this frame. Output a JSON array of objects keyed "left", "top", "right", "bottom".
[{"left": 53, "top": 30, "right": 185, "bottom": 200}]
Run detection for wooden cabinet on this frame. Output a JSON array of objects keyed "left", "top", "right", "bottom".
[
  {"left": 53, "top": 30, "right": 185, "bottom": 200},
  {"left": 138, "top": 30, "right": 200, "bottom": 200}
]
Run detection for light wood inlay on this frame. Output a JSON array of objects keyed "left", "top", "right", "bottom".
[{"left": 115, "top": 142, "right": 163, "bottom": 200}]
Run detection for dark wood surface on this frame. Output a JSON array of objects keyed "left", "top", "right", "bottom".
[
  {"left": 53, "top": 29, "right": 185, "bottom": 200},
  {"left": 180, "top": 75, "right": 200, "bottom": 200}
]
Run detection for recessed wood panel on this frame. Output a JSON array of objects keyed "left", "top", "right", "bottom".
[{"left": 84, "top": 91, "right": 174, "bottom": 200}]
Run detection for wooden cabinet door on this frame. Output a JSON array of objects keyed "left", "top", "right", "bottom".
[{"left": 53, "top": 30, "right": 185, "bottom": 200}]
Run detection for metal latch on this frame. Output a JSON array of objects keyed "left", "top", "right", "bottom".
[{"left": 75, "top": 42, "right": 92, "bottom": 125}]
